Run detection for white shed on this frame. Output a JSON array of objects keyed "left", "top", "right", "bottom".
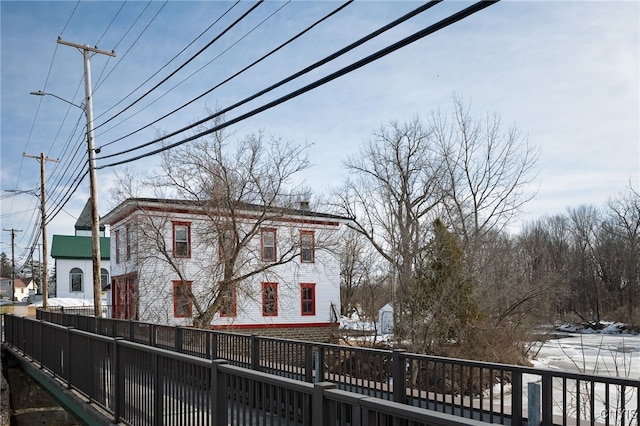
[{"left": 378, "top": 303, "right": 394, "bottom": 335}]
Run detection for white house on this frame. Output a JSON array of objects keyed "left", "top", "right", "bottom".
[
  {"left": 102, "top": 198, "right": 351, "bottom": 341},
  {"left": 13, "top": 278, "right": 36, "bottom": 302},
  {"left": 50, "top": 200, "right": 110, "bottom": 304}
]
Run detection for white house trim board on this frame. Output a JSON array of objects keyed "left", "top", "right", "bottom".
[{"left": 103, "top": 198, "right": 351, "bottom": 329}]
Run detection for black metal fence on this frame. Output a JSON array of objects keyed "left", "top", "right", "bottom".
[
  {"left": 31, "top": 309, "right": 640, "bottom": 425},
  {"left": 3, "top": 314, "right": 487, "bottom": 426}
]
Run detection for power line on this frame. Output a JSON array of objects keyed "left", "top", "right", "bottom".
[
  {"left": 98, "top": 0, "right": 441, "bottom": 160},
  {"left": 98, "top": 1, "right": 498, "bottom": 169},
  {"left": 94, "top": 0, "right": 239, "bottom": 113},
  {"left": 94, "top": 1, "right": 264, "bottom": 133}
]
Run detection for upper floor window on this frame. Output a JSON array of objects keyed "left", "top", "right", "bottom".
[
  {"left": 172, "top": 280, "right": 193, "bottom": 318},
  {"left": 70, "top": 268, "right": 83, "bottom": 292},
  {"left": 125, "top": 224, "right": 134, "bottom": 260},
  {"left": 262, "top": 282, "right": 278, "bottom": 316},
  {"left": 301, "top": 283, "right": 316, "bottom": 316},
  {"left": 172, "top": 222, "right": 191, "bottom": 258},
  {"left": 114, "top": 230, "right": 120, "bottom": 264},
  {"left": 261, "top": 228, "right": 276, "bottom": 262},
  {"left": 219, "top": 282, "right": 237, "bottom": 317},
  {"left": 300, "top": 230, "right": 315, "bottom": 263}
]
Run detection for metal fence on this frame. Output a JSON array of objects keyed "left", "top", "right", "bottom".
[
  {"left": 34, "top": 308, "right": 640, "bottom": 425},
  {"left": 2, "top": 314, "right": 487, "bottom": 426}
]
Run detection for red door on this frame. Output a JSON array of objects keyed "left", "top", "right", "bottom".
[{"left": 112, "top": 274, "right": 138, "bottom": 320}]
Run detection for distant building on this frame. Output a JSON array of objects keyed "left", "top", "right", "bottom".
[
  {"left": 0, "top": 277, "right": 10, "bottom": 299},
  {"left": 13, "top": 277, "right": 35, "bottom": 302},
  {"left": 50, "top": 200, "right": 110, "bottom": 304}
]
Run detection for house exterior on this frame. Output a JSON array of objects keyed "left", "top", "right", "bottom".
[
  {"left": 13, "top": 278, "right": 35, "bottom": 302},
  {"left": 50, "top": 200, "right": 111, "bottom": 304},
  {"left": 102, "top": 198, "right": 351, "bottom": 341}
]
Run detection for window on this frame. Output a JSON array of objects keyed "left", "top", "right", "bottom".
[
  {"left": 114, "top": 230, "right": 120, "bottom": 264},
  {"left": 125, "top": 224, "right": 134, "bottom": 260},
  {"left": 261, "top": 228, "right": 276, "bottom": 262},
  {"left": 300, "top": 230, "right": 315, "bottom": 263},
  {"left": 301, "top": 283, "right": 316, "bottom": 315},
  {"left": 173, "top": 222, "right": 191, "bottom": 258},
  {"left": 219, "top": 282, "right": 237, "bottom": 317},
  {"left": 262, "top": 282, "right": 278, "bottom": 316},
  {"left": 172, "top": 280, "right": 193, "bottom": 318},
  {"left": 101, "top": 268, "right": 109, "bottom": 291},
  {"left": 70, "top": 268, "right": 83, "bottom": 292}
]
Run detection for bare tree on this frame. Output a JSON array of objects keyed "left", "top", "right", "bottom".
[
  {"left": 331, "top": 117, "right": 444, "bottom": 344},
  {"left": 112, "top": 127, "right": 329, "bottom": 328},
  {"left": 431, "top": 96, "right": 538, "bottom": 271}
]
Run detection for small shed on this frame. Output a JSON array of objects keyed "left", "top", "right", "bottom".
[{"left": 378, "top": 303, "right": 394, "bottom": 335}]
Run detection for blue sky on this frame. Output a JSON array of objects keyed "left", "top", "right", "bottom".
[{"left": 1, "top": 1, "right": 638, "bottom": 269}]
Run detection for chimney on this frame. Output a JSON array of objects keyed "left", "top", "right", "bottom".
[{"left": 299, "top": 201, "right": 310, "bottom": 211}]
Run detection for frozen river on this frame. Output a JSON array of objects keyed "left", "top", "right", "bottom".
[
  {"left": 531, "top": 331, "right": 640, "bottom": 380},
  {"left": 527, "top": 329, "right": 640, "bottom": 424}
]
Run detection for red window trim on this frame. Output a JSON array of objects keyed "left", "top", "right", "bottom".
[
  {"left": 300, "top": 283, "right": 316, "bottom": 316},
  {"left": 262, "top": 282, "right": 278, "bottom": 316},
  {"left": 172, "top": 280, "right": 193, "bottom": 318},
  {"left": 172, "top": 221, "right": 191, "bottom": 258},
  {"left": 261, "top": 228, "right": 277, "bottom": 262},
  {"left": 300, "top": 230, "right": 315, "bottom": 263},
  {"left": 219, "top": 282, "right": 237, "bottom": 317}
]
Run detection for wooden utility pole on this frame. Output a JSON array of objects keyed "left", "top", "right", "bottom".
[
  {"left": 2, "top": 228, "right": 22, "bottom": 301},
  {"left": 23, "top": 153, "right": 59, "bottom": 309},
  {"left": 58, "top": 38, "right": 115, "bottom": 317}
]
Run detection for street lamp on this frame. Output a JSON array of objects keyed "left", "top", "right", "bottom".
[{"left": 31, "top": 88, "right": 103, "bottom": 316}]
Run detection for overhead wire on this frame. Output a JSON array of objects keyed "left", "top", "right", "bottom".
[
  {"left": 94, "top": 0, "right": 169, "bottom": 94},
  {"left": 94, "top": 1, "right": 263, "bottom": 133},
  {"left": 98, "top": 0, "right": 440, "bottom": 160},
  {"left": 96, "top": 0, "right": 302, "bottom": 147},
  {"left": 98, "top": 1, "right": 497, "bottom": 169},
  {"left": 5, "top": 0, "right": 80, "bottom": 258},
  {"left": 95, "top": 0, "right": 239, "bottom": 115}
]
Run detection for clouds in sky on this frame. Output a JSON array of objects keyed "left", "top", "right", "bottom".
[{"left": 1, "top": 1, "right": 638, "bottom": 267}]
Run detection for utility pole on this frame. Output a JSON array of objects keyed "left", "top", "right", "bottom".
[
  {"left": 23, "top": 153, "right": 59, "bottom": 309},
  {"left": 58, "top": 38, "right": 115, "bottom": 317},
  {"left": 3, "top": 228, "right": 22, "bottom": 301}
]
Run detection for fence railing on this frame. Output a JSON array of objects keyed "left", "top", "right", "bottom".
[
  {"left": 2, "top": 314, "right": 488, "bottom": 426},
  {"left": 35, "top": 308, "right": 640, "bottom": 425}
]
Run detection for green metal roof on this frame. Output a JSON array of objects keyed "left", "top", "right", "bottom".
[{"left": 50, "top": 235, "right": 110, "bottom": 260}]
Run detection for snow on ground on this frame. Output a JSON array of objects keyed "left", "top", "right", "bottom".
[
  {"left": 531, "top": 323, "right": 640, "bottom": 379},
  {"left": 28, "top": 297, "right": 94, "bottom": 308}
]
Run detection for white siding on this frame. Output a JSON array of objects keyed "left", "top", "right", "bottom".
[{"left": 108, "top": 203, "right": 344, "bottom": 328}]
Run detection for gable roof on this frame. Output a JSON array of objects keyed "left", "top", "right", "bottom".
[
  {"left": 13, "top": 278, "right": 34, "bottom": 289},
  {"left": 50, "top": 235, "right": 110, "bottom": 260},
  {"left": 76, "top": 199, "right": 105, "bottom": 232}
]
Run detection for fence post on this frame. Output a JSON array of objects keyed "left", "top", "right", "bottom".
[
  {"left": 541, "top": 373, "right": 553, "bottom": 426},
  {"left": 392, "top": 349, "right": 406, "bottom": 403},
  {"left": 211, "top": 331, "right": 218, "bottom": 360},
  {"left": 176, "top": 326, "right": 183, "bottom": 353},
  {"left": 251, "top": 334, "right": 260, "bottom": 371},
  {"left": 304, "top": 343, "right": 312, "bottom": 382},
  {"left": 313, "top": 382, "right": 336, "bottom": 426},
  {"left": 113, "top": 337, "right": 124, "bottom": 424},
  {"left": 528, "top": 382, "right": 541, "bottom": 425},
  {"left": 511, "top": 370, "right": 523, "bottom": 426},
  {"left": 211, "top": 360, "right": 228, "bottom": 426}
]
